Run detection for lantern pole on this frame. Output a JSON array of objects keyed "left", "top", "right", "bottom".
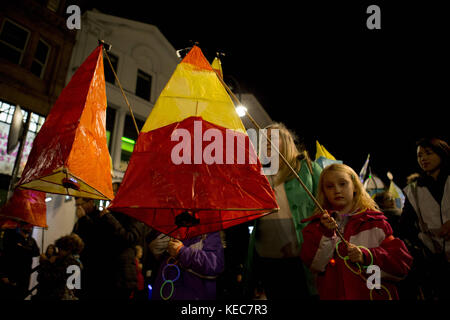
[
  {"left": 217, "top": 76, "right": 349, "bottom": 245},
  {"left": 99, "top": 40, "right": 140, "bottom": 136}
]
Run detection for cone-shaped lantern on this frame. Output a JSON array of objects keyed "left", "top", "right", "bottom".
[
  {"left": 109, "top": 46, "right": 278, "bottom": 239},
  {"left": 16, "top": 45, "right": 114, "bottom": 200},
  {"left": 0, "top": 189, "right": 47, "bottom": 228},
  {"left": 315, "top": 140, "right": 343, "bottom": 169},
  {"left": 211, "top": 57, "right": 223, "bottom": 79}
]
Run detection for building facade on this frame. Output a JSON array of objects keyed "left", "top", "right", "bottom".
[
  {"left": 239, "top": 93, "right": 273, "bottom": 130},
  {"left": 0, "top": 0, "right": 77, "bottom": 205}
]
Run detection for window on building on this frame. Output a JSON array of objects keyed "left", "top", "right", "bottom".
[
  {"left": 120, "top": 114, "right": 144, "bottom": 171},
  {"left": 0, "top": 102, "right": 16, "bottom": 124},
  {"left": 106, "top": 106, "right": 116, "bottom": 151},
  {"left": 0, "top": 102, "right": 45, "bottom": 133},
  {"left": 135, "top": 69, "right": 152, "bottom": 101},
  {"left": 30, "top": 39, "right": 51, "bottom": 78},
  {"left": 0, "top": 101, "right": 45, "bottom": 177},
  {"left": 104, "top": 53, "right": 118, "bottom": 84},
  {"left": 0, "top": 20, "right": 30, "bottom": 65},
  {"left": 28, "top": 112, "right": 46, "bottom": 134}
]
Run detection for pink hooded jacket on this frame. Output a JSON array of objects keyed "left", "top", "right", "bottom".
[{"left": 300, "top": 209, "right": 413, "bottom": 300}]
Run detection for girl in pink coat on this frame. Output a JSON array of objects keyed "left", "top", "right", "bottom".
[{"left": 300, "top": 164, "right": 412, "bottom": 300}]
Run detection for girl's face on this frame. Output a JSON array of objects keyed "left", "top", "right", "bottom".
[
  {"left": 417, "top": 146, "right": 441, "bottom": 174},
  {"left": 323, "top": 170, "right": 355, "bottom": 213}
]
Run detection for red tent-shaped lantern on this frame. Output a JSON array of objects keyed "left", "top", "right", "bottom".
[
  {"left": 16, "top": 45, "right": 114, "bottom": 200},
  {"left": 0, "top": 189, "right": 47, "bottom": 228},
  {"left": 109, "top": 46, "right": 278, "bottom": 239}
]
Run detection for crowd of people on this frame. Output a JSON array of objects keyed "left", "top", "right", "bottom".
[{"left": 0, "top": 124, "right": 448, "bottom": 301}]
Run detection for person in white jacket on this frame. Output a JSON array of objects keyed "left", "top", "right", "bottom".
[{"left": 399, "top": 137, "right": 450, "bottom": 300}]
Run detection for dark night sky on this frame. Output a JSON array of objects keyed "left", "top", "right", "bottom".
[{"left": 83, "top": 1, "right": 449, "bottom": 188}]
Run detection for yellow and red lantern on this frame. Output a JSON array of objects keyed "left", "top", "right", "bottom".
[{"left": 109, "top": 46, "right": 278, "bottom": 239}]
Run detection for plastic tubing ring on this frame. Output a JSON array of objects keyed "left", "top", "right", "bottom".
[
  {"left": 336, "top": 239, "right": 362, "bottom": 275},
  {"left": 344, "top": 257, "right": 362, "bottom": 275},
  {"left": 160, "top": 279, "right": 174, "bottom": 300},
  {"left": 335, "top": 240, "right": 347, "bottom": 260},
  {"left": 162, "top": 262, "right": 180, "bottom": 282},
  {"left": 357, "top": 245, "right": 373, "bottom": 268},
  {"left": 370, "top": 284, "right": 393, "bottom": 300},
  {"left": 166, "top": 256, "right": 178, "bottom": 266}
]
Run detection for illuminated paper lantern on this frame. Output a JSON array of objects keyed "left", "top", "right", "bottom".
[
  {"left": 315, "top": 140, "right": 342, "bottom": 169},
  {"left": 211, "top": 57, "right": 223, "bottom": 79},
  {"left": 0, "top": 189, "right": 47, "bottom": 228},
  {"left": 109, "top": 46, "right": 278, "bottom": 239},
  {"left": 16, "top": 45, "right": 114, "bottom": 200}
]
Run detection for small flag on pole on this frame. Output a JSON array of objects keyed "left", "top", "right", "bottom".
[{"left": 359, "top": 154, "right": 370, "bottom": 183}]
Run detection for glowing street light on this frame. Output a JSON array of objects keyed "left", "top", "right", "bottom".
[{"left": 235, "top": 105, "right": 247, "bottom": 117}]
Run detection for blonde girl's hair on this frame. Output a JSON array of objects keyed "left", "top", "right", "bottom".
[
  {"left": 264, "top": 122, "right": 312, "bottom": 186},
  {"left": 314, "top": 163, "right": 379, "bottom": 214}
]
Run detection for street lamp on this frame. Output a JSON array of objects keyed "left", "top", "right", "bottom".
[{"left": 235, "top": 105, "right": 247, "bottom": 117}]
